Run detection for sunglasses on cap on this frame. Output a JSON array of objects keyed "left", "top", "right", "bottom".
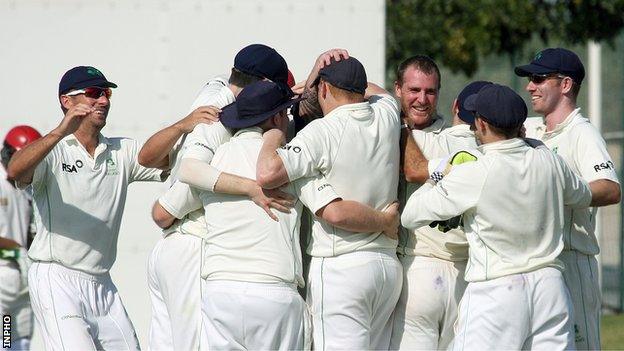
[
  {"left": 527, "top": 73, "right": 567, "bottom": 84},
  {"left": 65, "top": 87, "right": 113, "bottom": 99}
]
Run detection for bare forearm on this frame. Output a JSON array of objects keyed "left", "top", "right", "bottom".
[
  {"left": 138, "top": 124, "right": 186, "bottom": 169},
  {"left": 152, "top": 201, "right": 176, "bottom": 229},
  {"left": 7, "top": 131, "right": 63, "bottom": 184},
  {"left": 178, "top": 158, "right": 256, "bottom": 196},
  {"left": 256, "top": 130, "right": 289, "bottom": 189},
  {"left": 0, "top": 237, "right": 20, "bottom": 249},
  {"left": 403, "top": 129, "right": 429, "bottom": 183},
  {"left": 364, "top": 82, "right": 388, "bottom": 99},
  {"left": 317, "top": 200, "right": 390, "bottom": 233},
  {"left": 214, "top": 173, "right": 257, "bottom": 196},
  {"left": 589, "top": 179, "right": 621, "bottom": 206}
]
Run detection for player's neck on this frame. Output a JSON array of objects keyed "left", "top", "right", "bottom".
[
  {"left": 73, "top": 126, "right": 101, "bottom": 157},
  {"left": 229, "top": 84, "right": 243, "bottom": 97},
  {"left": 544, "top": 103, "right": 576, "bottom": 132}
]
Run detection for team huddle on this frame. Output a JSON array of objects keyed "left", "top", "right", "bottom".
[{"left": 0, "top": 44, "right": 620, "bottom": 351}]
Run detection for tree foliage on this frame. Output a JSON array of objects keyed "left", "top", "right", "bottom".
[{"left": 387, "top": 0, "right": 624, "bottom": 77}]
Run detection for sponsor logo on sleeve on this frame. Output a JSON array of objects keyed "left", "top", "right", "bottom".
[
  {"left": 281, "top": 145, "right": 301, "bottom": 153},
  {"left": 194, "top": 142, "right": 214, "bottom": 154},
  {"left": 317, "top": 183, "right": 330, "bottom": 192},
  {"left": 593, "top": 160, "right": 615, "bottom": 173}
]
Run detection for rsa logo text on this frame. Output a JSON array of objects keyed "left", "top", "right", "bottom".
[{"left": 62, "top": 160, "right": 84, "bottom": 173}]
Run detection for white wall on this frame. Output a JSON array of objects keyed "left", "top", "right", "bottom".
[{"left": 0, "top": 0, "right": 385, "bottom": 348}]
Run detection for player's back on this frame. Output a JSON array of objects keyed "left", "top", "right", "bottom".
[
  {"left": 200, "top": 128, "right": 304, "bottom": 286},
  {"left": 457, "top": 139, "right": 591, "bottom": 281},
  {"left": 292, "top": 94, "right": 400, "bottom": 256}
]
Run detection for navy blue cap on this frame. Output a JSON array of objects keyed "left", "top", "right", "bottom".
[
  {"left": 312, "top": 57, "right": 367, "bottom": 94},
  {"left": 220, "top": 81, "right": 302, "bottom": 129},
  {"left": 234, "top": 44, "right": 289, "bottom": 85},
  {"left": 514, "top": 48, "right": 585, "bottom": 84},
  {"left": 457, "top": 81, "right": 493, "bottom": 123},
  {"left": 58, "top": 66, "right": 117, "bottom": 96},
  {"left": 464, "top": 84, "right": 527, "bottom": 129}
]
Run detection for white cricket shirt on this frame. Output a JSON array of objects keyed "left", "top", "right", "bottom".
[
  {"left": 401, "top": 138, "right": 592, "bottom": 282},
  {"left": 161, "top": 76, "right": 236, "bottom": 239},
  {"left": 524, "top": 109, "right": 619, "bottom": 255},
  {"left": 27, "top": 134, "right": 163, "bottom": 274},
  {"left": 277, "top": 94, "right": 401, "bottom": 257},
  {"left": 201, "top": 128, "right": 339, "bottom": 286},
  {"left": 0, "top": 164, "right": 31, "bottom": 264},
  {"left": 398, "top": 122, "right": 478, "bottom": 261}
]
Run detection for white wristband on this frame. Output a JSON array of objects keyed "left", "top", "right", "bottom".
[{"left": 178, "top": 158, "right": 223, "bottom": 192}]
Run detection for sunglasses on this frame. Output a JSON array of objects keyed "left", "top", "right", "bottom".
[
  {"left": 527, "top": 73, "right": 566, "bottom": 84},
  {"left": 65, "top": 87, "right": 113, "bottom": 99}
]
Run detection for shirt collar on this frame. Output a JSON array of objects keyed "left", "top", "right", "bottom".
[
  {"left": 543, "top": 108, "right": 583, "bottom": 138},
  {"left": 64, "top": 133, "right": 111, "bottom": 158},
  {"left": 422, "top": 115, "right": 446, "bottom": 133},
  {"left": 233, "top": 127, "right": 263, "bottom": 139},
  {"left": 478, "top": 138, "right": 527, "bottom": 154},
  {"left": 441, "top": 123, "right": 472, "bottom": 137},
  {"left": 325, "top": 101, "right": 372, "bottom": 120}
]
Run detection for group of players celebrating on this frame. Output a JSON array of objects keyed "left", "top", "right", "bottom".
[{"left": 0, "top": 44, "right": 620, "bottom": 351}]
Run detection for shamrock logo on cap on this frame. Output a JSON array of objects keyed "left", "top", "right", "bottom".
[
  {"left": 86, "top": 67, "right": 103, "bottom": 77},
  {"left": 534, "top": 51, "right": 543, "bottom": 60}
]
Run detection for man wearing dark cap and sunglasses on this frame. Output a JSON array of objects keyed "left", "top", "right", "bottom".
[
  {"left": 257, "top": 49, "right": 403, "bottom": 350},
  {"left": 516, "top": 48, "right": 621, "bottom": 350},
  {"left": 7, "top": 66, "right": 165, "bottom": 350},
  {"left": 402, "top": 83, "right": 599, "bottom": 349}
]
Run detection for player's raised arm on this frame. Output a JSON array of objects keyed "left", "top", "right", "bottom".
[
  {"left": 256, "top": 128, "right": 290, "bottom": 189},
  {"left": 8, "top": 102, "right": 91, "bottom": 185},
  {"left": 401, "top": 126, "right": 430, "bottom": 183},
  {"left": 138, "top": 106, "right": 220, "bottom": 169}
]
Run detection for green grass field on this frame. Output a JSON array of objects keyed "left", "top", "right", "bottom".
[{"left": 602, "top": 314, "right": 624, "bottom": 350}]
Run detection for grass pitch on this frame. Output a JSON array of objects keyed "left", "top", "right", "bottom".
[{"left": 602, "top": 314, "right": 624, "bottom": 350}]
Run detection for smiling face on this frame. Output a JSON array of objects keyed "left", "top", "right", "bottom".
[
  {"left": 64, "top": 89, "right": 111, "bottom": 128},
  {"left": 525, "top": 76, "right": 564, "bottom": 116},
  {"left": 395, "top": 66, "right": 440, "bottom": 129}
]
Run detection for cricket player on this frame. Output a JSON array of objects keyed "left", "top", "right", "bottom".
[
  {"left": 402, "top": 83, "right": 596, "bottom": 349},
  {"left": 391, "top": 56, "right": 486, "bottom": 350},
  {"left": 7, "top": 66, "right": 164, "bottom": 350},
  {"left": 256, "top": 49, "right": 403, "bottom": 350},
  {"left": 158, "top": 80, "right": 400, "bottom": 349},
  {"left": 0, "top": 125, "right": 41, "bottom": 351},
  {"left": 516, "top": 47, "right": 621, "bottom": 349},
  {"left": 140, "top": 44, "right": 297, "bottom": 350}
]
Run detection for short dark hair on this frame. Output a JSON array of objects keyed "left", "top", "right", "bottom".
[
  {"left": 477, "top": 116, "right": 522, "bottom": 139},
  {"left": 228, "top": 68, "right": 263, "bottom": 88},
  {"left": 396, "top": 55, "right": 441, "bottom": 90},
  {"left": 570, "top": 81, "right": 581, "bottom": 99}
]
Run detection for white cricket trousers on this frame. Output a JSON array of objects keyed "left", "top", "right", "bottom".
[
  {"left": 147, "top": 232, "right": 202, "bottom": 351},
  {"left": 559, "top": 250, "right": 601, "bottom": 350},
  {"left": 0, "top": 262, "right": 33, "bottom": 350},
  {"left": 307, "top": 249, "right": 403, "bottom": 350},
  {"left": 28, "top": 262, "right": 140, "bottom": 350},
  {"left": 452, "top": 267, "right": 575, "bottom": 350},
  {"left": 200, "top": 280, "right": 310, "bottom": 350},
  {"left": 390, "top": 255, "right": 467, "bottom": 350}
]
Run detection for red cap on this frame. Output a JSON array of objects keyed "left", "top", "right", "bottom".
[
  {"left": 4, "top": 125, "right": 42, "bottom": 150},
  {"left": 287, "top": 70, "right": 296, "bottom": 88}
]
